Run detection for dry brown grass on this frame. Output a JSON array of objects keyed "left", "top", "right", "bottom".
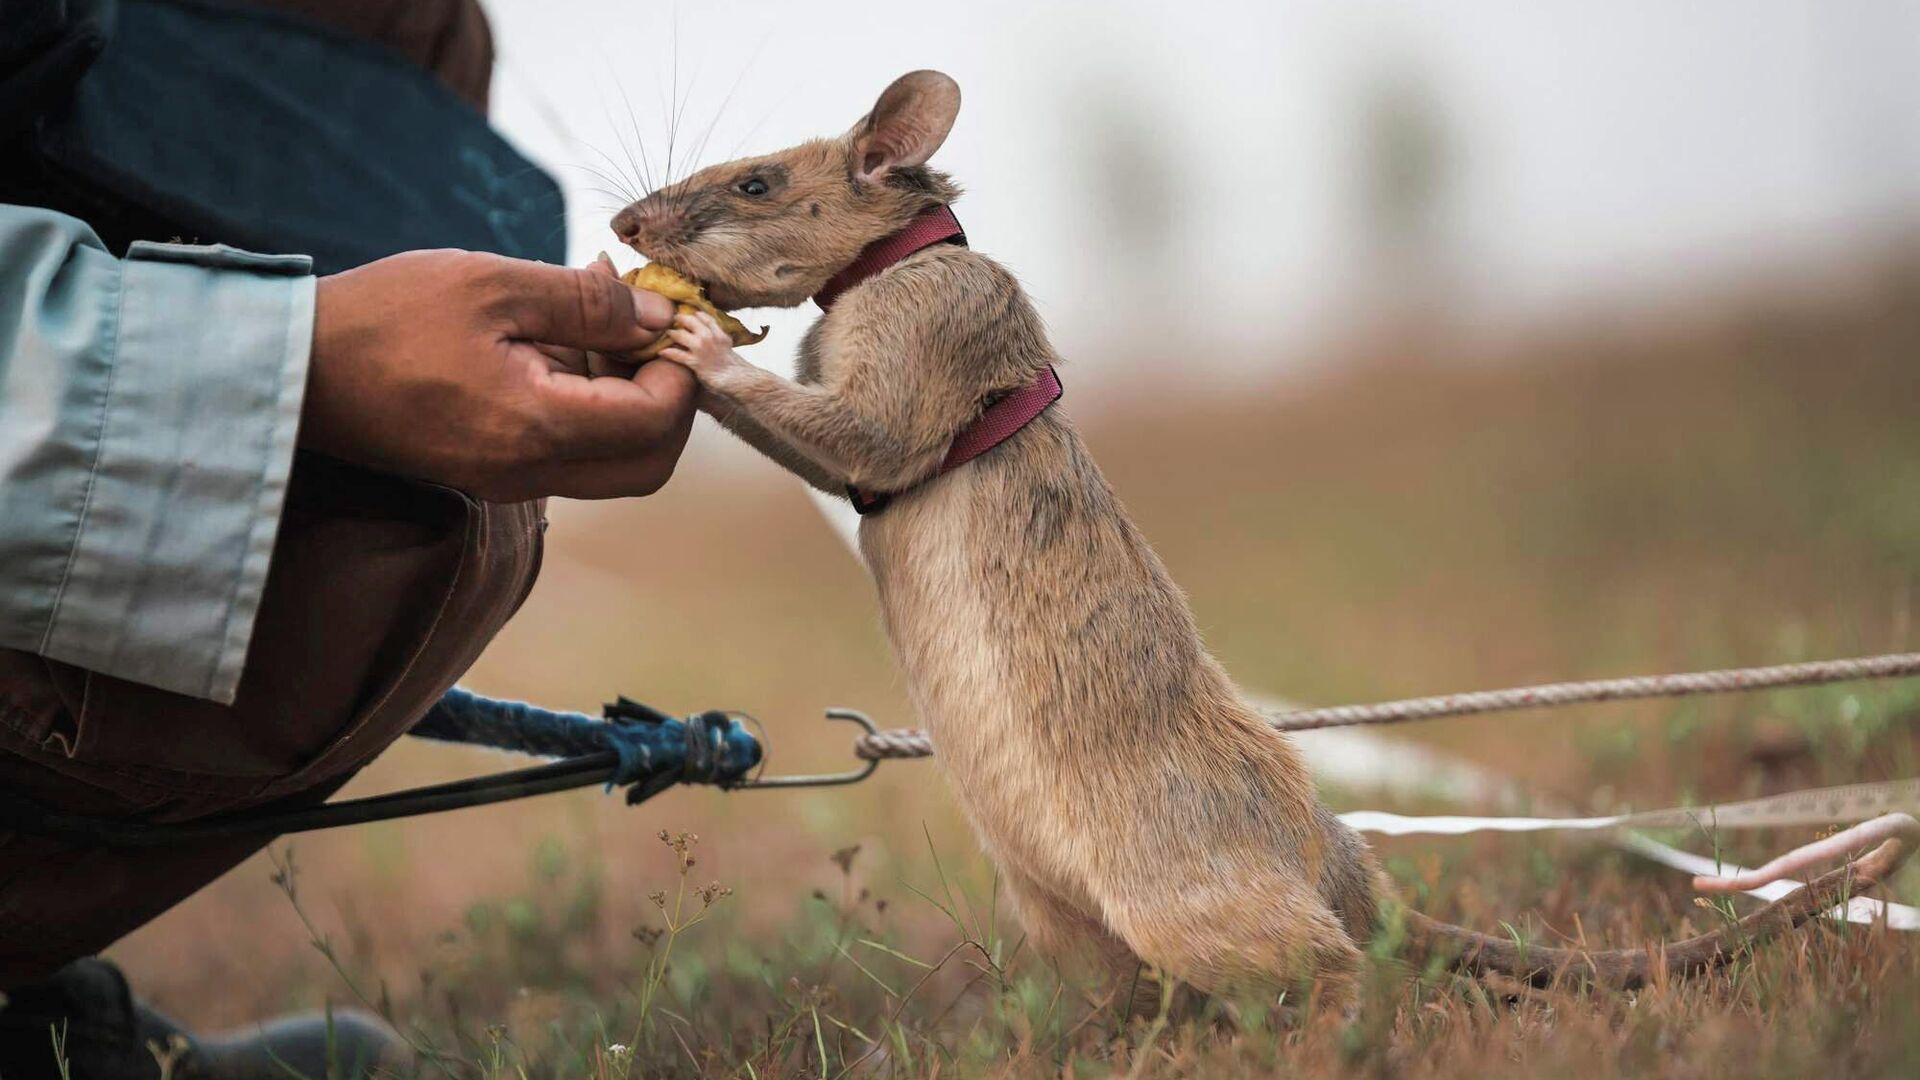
[{"left": 106, "top": 254, "right": 1920, "bottom": 1077}]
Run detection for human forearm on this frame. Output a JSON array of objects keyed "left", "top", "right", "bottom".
[
  {"left": 0, "top": 205, "right": 314, "bottom": 703},
  {"left": 1, "top": 213, "right": 698, "bottom": 703}
]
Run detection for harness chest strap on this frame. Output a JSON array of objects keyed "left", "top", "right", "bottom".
[{"left": 812, "top": 205, "right": 1064, "bottom": 516}]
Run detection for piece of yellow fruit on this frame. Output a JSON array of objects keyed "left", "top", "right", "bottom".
[{"left": 622, "top": 264, "right": 769, "bottom": 359}]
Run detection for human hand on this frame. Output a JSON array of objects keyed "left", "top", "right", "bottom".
[{"left": 302, "top": 249, "right": 698, "bottom": 501}]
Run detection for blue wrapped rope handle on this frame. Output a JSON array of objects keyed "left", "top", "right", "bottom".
[
  {"left": 413, "top": 689, "right": 765, "bottom": 796},
  {"left": 0, "top": 689, "right": 881, "bottom": 846}
]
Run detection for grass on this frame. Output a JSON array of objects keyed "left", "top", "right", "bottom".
[
  {"left": 101, "top": 251, "right": 1920, "bottom": 1077},
  {"left": 247, "top": 825, "right": 1920, "bottom": 1078}
]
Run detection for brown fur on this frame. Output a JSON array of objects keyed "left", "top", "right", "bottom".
[{"left": 617, "top": 70, "right": 1904, "bottom": 1011}]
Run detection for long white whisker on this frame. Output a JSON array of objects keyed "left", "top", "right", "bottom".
[
  {"left": 667, "top": 29, "right": 706, "bottom": 190},
  {"left": 497, "top": 51, "right": 585, "bottom": 154},
  {"left": 583, "top": 146, "right": 645, "bottom": 201},
  {"left": 722, "top": 102, "right": 782, "bottom": 164},
  {"left": 602, "top": 63, "right": 657, "bottom": 195},
  {"left": 576, "top": 183, "right": 642, "bottom": 206},
  {"left": 660, "top": 8, "right": 680, "bottom": 190},
  {"left": 681, "top": 23, "right": 774, "bottom": 183},
  {"left": 562, "top": 162, "right": 640, "bottom": 204},
  {"left": 575, "top": 102, "right": 650, "bottom": 199}
]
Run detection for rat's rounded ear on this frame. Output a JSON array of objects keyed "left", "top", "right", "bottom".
[{"left": 847, "top": 70, "right": 961, "bottom": 184}]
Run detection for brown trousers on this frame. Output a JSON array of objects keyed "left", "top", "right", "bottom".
[{"left": 0, "top": 0, "right": 537, "bottom": 987}]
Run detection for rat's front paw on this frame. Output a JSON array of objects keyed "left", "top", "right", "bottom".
[{"left": 658, "top": 311, "right": 746, "bottom": 385}]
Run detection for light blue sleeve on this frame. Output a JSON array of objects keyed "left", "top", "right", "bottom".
[{"left": 0, "top": 205, "right": 315, "bottom": 704}]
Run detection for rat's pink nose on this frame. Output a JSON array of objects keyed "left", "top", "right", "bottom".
[{"left": 612, "top": 205, "right": 644, "bottom": 244}]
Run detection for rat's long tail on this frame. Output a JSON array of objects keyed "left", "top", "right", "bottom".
[{"left": 1396, "top": 813, "right": 1917, "bottom": 988}]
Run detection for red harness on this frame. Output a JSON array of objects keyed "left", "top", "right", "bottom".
[{"left": 814, "top": 205, "right": 1064, "bottom": 516}]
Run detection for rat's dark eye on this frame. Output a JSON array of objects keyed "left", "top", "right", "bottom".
[{"left": 736, "top": 177, "right": 770, "bottom": 197}]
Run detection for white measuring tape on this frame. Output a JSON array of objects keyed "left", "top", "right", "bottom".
[
  {"left": 1341, "top": 779, "right": 1920, "bottom": 836},
  {"left": 1299, "top": 730, "right": 1920, "bottom": 930},
  {"left": 802, "top": 490, "right": 1917, "bottom": 930}
]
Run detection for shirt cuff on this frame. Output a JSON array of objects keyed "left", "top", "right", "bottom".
[{"left": 40, "top": 241, "right": 315, "bottom": 703}]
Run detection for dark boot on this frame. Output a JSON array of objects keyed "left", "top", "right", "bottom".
[{"left": 0, "top": 958, "right": 410, "bottom": 1079}]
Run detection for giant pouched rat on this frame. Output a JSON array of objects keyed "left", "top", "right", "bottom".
[{"left": 613, "top": 70, "right": 1911, "bottom": 1012}]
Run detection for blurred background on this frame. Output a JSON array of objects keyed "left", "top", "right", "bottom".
[
  {"left": 113, "top": 0, "right": 1920, "bottom": 1048},
  {"left": 490, "top": 0, "right": 1920, "bottom": 384}
]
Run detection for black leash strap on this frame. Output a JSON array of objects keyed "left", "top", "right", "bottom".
[{"left": 0, "top": 690, "right": 764, "bottom": 847}]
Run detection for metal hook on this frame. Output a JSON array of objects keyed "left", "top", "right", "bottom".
[{"left": 727, "top": 708, "right": 882, "bottom": 790}]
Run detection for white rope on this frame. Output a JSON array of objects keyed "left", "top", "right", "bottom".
[
  {"left": 852, "top": 727, "right": 938, "bottom": 761},
  {"left": 1263, "top": 652, "right": 1920, "bottom": 730},
  {"left": 852, "top": 652, "right": 1920, "bottom": 759},
  {"left": 800, "top": 484, "right": 1918, "bottom": 928}
]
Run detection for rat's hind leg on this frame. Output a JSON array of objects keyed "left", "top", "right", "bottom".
[
  {"left": 997, "top": 865, "right": 1206, "bottom": 1021},
  {"left": 1103, "top": 874, "right": 1364, "bottom": 1020},
  {"left": 996, "top": 864, "right": 1103, "bottom": 966}
]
